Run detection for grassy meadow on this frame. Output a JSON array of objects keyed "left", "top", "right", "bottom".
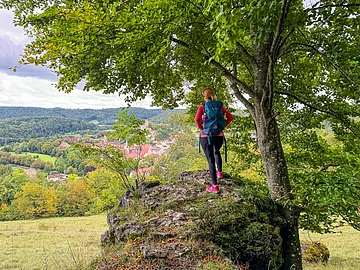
[
  {"left": 0, "top": 214, "right": 359, "bottom": 270},
  {"left": 300, "top": 226, "right": 360, "bottom": 270},
  {"left": 0, "top": 214, "right": 108, "bottom": 270},
  {"left": 9, "top": 151, "right": 57, "bottom": 164}
]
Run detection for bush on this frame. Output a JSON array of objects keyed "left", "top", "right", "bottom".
[{"left": 301, "top": 241, "right": 330, "bottom": 263}]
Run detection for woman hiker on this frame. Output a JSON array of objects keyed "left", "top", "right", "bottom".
[{"left": 195, "top": 88, "right": 234, "bottom": 193}]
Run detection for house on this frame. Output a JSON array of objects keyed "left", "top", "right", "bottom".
[
  {"left": 25, "top": 168, "right": 37, "bottom": 178},
  {"left": 47, "top": 173, "right": 68, "bottom": 183},
  {"left": 130, "top": 166, "right": 155, "bottom": 177},
  {"left": 59, "top": 141, "right": 71, "bottom": 148}
]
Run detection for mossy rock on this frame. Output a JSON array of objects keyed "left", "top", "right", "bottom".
[
  {"left": 193, "top": 195, "right": 284, "bottom": 270},
  {"left": 301, "top": 240, "right": 330, "bottom": 263}
]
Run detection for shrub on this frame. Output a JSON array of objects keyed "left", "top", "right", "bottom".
[{"left": 301, "top": 241, "right": 330, "bottom": 263}]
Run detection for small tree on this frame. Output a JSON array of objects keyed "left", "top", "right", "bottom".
[
  {"left": 0, "top": 169, "right": 29, "bottom": 205},
  {"left": 77, "top": 109, "right": 149, "bottom": 196},
  {"left": 56, "top": 177, "right": 94, "bottom": 216},
  {"left": 12, "top": 183, "right": 58, "bottom": 219}
]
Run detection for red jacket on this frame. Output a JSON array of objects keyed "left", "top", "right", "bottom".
[{"left": 195, "top": 104, "right": 234, "bottom": 137}]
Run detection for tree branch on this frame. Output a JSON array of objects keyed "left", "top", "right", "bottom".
[
  {"left": 282, "top": 42, "right": 358, "bottom": 86},
  {"left": 271, "top": 0, "right": 292, "bottom": 56},
  {"left": 207, "top": 56, "right": 255, "bottom": 98},
  {"left": 230, "top": 83, "right": 255, "bottom": 116},
  {"left": 231, "top": 62, "right": 255, "bottom": 115},
  {"left": 277, "top": 27, "right": 295, "bottom": 56},
  {"left": 306, "top": 3, "right": 360, "bottom": 12},
  {"left": 275, "top": 90, "right": 360, "bottom": 136},
  {"left": 185, "top": 0, "right": 211, "bottom": 21},
  {"left": 236, "top": 42, "right": 257, "bottom": 68},
  {"left": 171, "top": 37, "right": 189, "bottom": 48},
  {"left": 171, "top": 36, "right": 256, "bottom": 103}
]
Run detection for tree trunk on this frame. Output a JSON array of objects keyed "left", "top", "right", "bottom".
[{"left": 254, "top": 106, "right": 302, "bottom": 269}]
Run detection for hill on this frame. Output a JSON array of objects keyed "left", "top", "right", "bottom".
[
  {"left": 0, "top": 117, "right": 98, "bottom": 145},
  {"left": 0, "top": 106, "right": 169, "bottom": 125},
  {"left": 148, "top": 109, "right": 186, "bottom": 123}
]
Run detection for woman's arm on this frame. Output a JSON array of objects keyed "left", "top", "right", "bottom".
[
  {"left": 222, "top": 107, "right": 234, "bottom": 127},
  {"left": 195, "top": 105, "right": 205, "bottom": 130}
]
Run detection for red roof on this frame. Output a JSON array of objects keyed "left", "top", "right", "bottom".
[{"left": 59, "top": 142, "right": 71, "bottom": 148}]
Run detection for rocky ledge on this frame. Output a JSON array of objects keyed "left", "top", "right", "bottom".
[{"left": 94, "top": 170, "right": 284, "bottom": 270}]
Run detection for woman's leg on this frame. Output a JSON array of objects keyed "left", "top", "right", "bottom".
[
  {"left": 201, "top": 137, "right": 217, "bottom": 185},
  {"left": 212, "top": 136, "right": 224, "bottom": 173}
]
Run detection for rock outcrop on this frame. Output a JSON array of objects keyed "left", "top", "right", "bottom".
[{"left": 95, "top": 170, "right": 283, "bottom": 270}]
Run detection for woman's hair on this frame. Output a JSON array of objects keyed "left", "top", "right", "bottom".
[{"left": 202, "top": 88, "right": 216, "bottom": 100}]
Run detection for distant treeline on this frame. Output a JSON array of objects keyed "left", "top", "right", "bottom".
[
  {"left": 0, "top": 117, "right": 97, "bottom": 145},
  {"left": 0, "top": 106, "right": 167, "bottom": 124}
]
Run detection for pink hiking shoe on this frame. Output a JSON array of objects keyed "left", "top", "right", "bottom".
[
  {"left": 206, "top": 184, "right": 220, "bottom": 193},
  {"left": 216, "top": 172, "right": 224, "bottom": 179}
]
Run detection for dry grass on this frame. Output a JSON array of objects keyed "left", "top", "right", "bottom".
[
  {"left": 300, "top": 225, "right": 360, "bottom": 270},
  {"left": 0, "top": 214, "right": 108, "bottom": 270}
]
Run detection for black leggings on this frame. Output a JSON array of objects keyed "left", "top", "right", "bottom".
[{"left": 201, "top": 136, "right": 223, "bottom": 185}]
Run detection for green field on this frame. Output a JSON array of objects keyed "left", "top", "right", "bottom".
[
  {"left": 301, "top": 226, "right": 360, "bottom": 270},
  {"left": 0, "top": 215, "right": 359, "bottom": 270},
  {"left": 0, "top": 214, "right": 108, "bottom": 270},
  {"left": 9, "top": 152, "right": 57, "bottom": 164}
]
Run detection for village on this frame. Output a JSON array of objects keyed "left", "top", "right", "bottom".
[{"left": 44, "top": 121, "right": 175, "bottom": 183}]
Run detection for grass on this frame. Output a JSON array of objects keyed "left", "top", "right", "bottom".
[
  {"left": 9, "top": 151, "right": 57, "bottom": 164},
  {"left": 300, "top": 225, "right": 360, "bottom": 270},
  {"left": 0, "top": 214, "right": 359, "bottom": 270},
  {"left": 0, "top": 214, "right": 108, "bottom": 270}
]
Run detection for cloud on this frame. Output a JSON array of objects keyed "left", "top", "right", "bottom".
[
  {"left": 0, "top": 10, "right": 58, "bottom": 81},
  {"left": 0, "top": 72, "right": 157, "bottom": 109},
  {"left": 0, "top": 9, "right": 167, "bottom": 110},
  {"left": 0, "top": 36, "right": 58, "bottom": 81},
  {"left": 0, "top": 10, "right": 28, "bottom": 45}
]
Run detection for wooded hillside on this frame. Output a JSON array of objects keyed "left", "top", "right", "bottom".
[{"left": 0, "top": 106, "right": 170, "bottom": 124}]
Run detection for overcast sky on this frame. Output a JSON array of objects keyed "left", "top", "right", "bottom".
[{"left": 0, "top": 9, "right": 156, "bottom": 109}]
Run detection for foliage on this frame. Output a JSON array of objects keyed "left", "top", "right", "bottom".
[
  {"left": 85, "top": 168, "right": 126, "bottom": 213},
  {"left": 78, "top": 109, "right": 150, "bottom": 195},
  {"left": 155, "top": 130, "right": 207, "bottom": 182},
  {"left": 301, "top": 241, "right": 330, "bottom": 264},
  {"left": 110, "top": 109, "right": 149, "bottom": 146},
  {"left": 0, "top": 117, "right": 97, "bottom": 145},
  {"left": 225, "top": 111, "right": 264, "bottom": 181},
  {"left": 56, "top": 176, "right": 94, "bottom": 217},
  {"left": 0, "top": 169, "right": 29, "bottom": 205},
  {"left": 284, "top": 130, "right": 360, "bottom": 232},
  {"left": 227, "top": 120, "right": 360, "bottom": 233},
  {"left": 11, "top": 183, "right": 58, "bottom": 219}
]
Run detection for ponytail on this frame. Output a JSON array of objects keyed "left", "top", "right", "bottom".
[{"left": 202, "top": 88, "right": 216, "bottom": 100}]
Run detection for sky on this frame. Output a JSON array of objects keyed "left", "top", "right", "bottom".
[
  {"left": 0, "top": 2, "right": 317, "bottom": 110},
  {"left": 0, "top": 9, "right": 155, "bottom": 109}
]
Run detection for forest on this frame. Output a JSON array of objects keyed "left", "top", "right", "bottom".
[
  {"left": 0, "top": 107, "right": 184, "bottom": 146},
  {"left": 0, "top": 106, "right": 177, "bottom": 123},
  {"left": 0, "top": 111, "right": 201, "bottom": 221}
]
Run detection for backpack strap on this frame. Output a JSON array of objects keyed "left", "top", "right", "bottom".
[
  {"left": 198, "top": 132, "right": 201, "bottom": 153},
  {"left": 223, "top": 134, "right": 227, "bottom": 163}
]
